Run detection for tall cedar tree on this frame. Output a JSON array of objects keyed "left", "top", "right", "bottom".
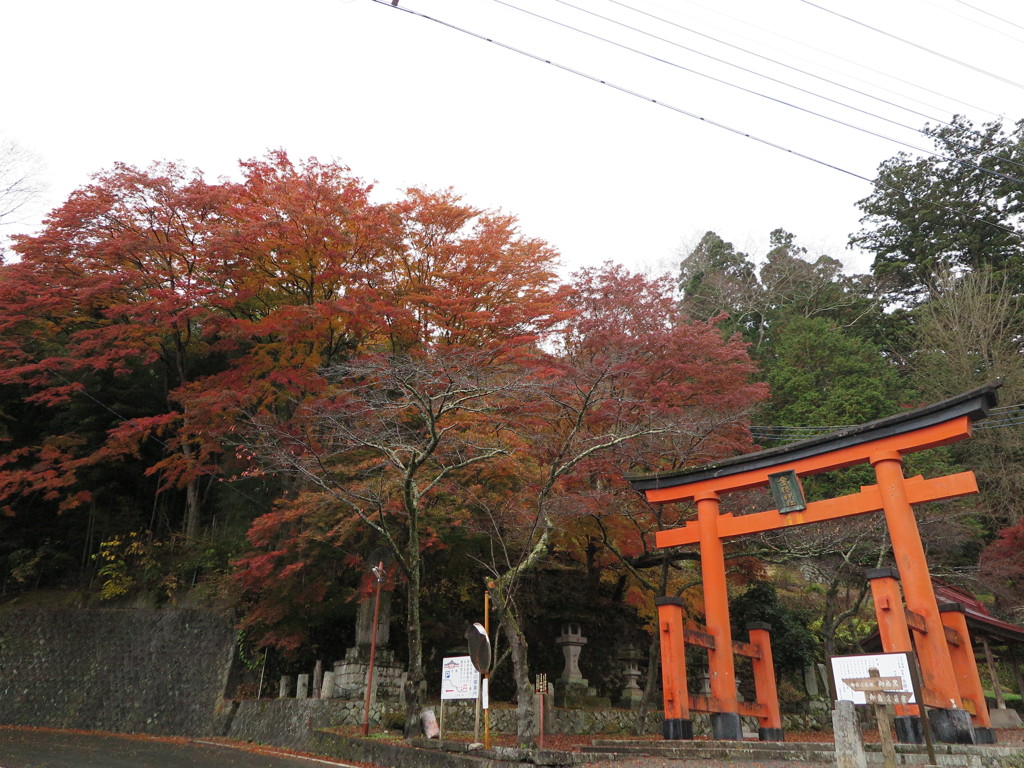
[{"left": 852, "top": 116, "right": 1024, "bottom": 306}]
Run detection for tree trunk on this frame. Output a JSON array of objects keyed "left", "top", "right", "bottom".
[
  {"left": 179, "top": 434, "right": 202, "bottom": 540},
  {"left": 183, "top": 475, "right": 201, "bottom": 541},
  {"left": 494, "top": 594, "right": 534, "bottom": 746},
  {"left": 403, "top": 549, "right": 425, "bottom": 737},
  {"left": 820, "top": 581, "right": 840, "bottom": 662}
]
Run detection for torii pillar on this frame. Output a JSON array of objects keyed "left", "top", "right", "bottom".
[{"left": 629, "top": 384, "right": 1000, "bottom": 745}]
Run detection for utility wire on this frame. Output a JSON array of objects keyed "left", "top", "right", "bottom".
[
  {"left": 919, "top": 0, "right": 1024, "bottom": 46},
  {"left": 612, "top": 0, "right": 1024, "bottom": 176},
  {"left": 561, "top": 0, "right": 942, "bottom": 129},
  {"left": 491, "top": 0, "right": 942, "bottom": 154},
  {"left": 672, "top": 0, "right": 1001, "bottom": 118},
  {"left": 538, "top": 0, "right": 1024, "bottom": 183},
  {"left": 596, "top": 0, "right": 947, "bottom": 127},
  {"left": 749, "top": 404, "right": 1024, "bottom": 442},
  {"left": 977, "top": 420, "right": 1024, "bottom": 429},
  {"left": 371, "top": 1, "right": 872, "bottom": 178},
  {"left": 369, "top": 1, "right": 1020, "bottom": 238},
  {"left": 799, "top": 0, "right": 1024, "bottom": 92},
  {"left": 952, "top": 0, "right": 1024, "bottom": 34},
  {"left": 483, "top": 0, "right": 1024, "bottom": 191}
]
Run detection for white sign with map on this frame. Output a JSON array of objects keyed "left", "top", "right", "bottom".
[{"left": 441, "top": 655, "right": 480, "bottom": 700}]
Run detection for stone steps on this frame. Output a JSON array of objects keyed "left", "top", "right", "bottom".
[
  {"left": 315, "top": 730, "right": 1024, "bottom": 768},
  {"left": 583, "top": 739, "right": 836, "bottom": 763},
  {"left": 579, "top": 737, "right": 1024, "bottom": 767}
]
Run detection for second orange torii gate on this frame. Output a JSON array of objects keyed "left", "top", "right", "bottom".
[{"left": 629, "top": 384, "right": 1000, "bottom": 745}]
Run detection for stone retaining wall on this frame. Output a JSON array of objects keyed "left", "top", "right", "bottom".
[
  {"left": 231, "top": 696, "right": 829, "bottom": 746},
  {"left": 0, "top": 605, "right": 829, "bottom": 743},
  {"left": 228, "top": 699, "right": 405, "bottom": 747},
  {"left": 438, "top": 699, "right": 827, "bottom": 737},
  {"left": 0, "top": 607, "right": 236, "bottom": 736}
]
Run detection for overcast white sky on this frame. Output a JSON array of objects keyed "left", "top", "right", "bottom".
[{"left": 3, "top": 0, "right": 1023, "bottom": 276}]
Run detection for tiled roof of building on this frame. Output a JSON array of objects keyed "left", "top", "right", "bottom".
[{"left": 933, "top": 579, "right": 1024, "bottom": 646}]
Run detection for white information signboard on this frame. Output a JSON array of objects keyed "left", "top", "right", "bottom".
[
  {"left": 441, "top": 655, "right": 480, "bottom": 701},
  {"left": 830, "top": 652, "right": 916, "bottom": 705}
]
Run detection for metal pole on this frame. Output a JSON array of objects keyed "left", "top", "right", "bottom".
[
  {"left": 361, "top": 562, "right": 385, "bottom": 736},
  {"left": 473, "top": 672, "right": 481, "bottom": 741},
  {"left": 536, "top": 684, "right": 544, "bottom": 753},
  {"left": 257, "top": 649, "right": 268, "bottom": 699},
  {"left": 484, "top": 587, "right": 491, "bottom": 749}
]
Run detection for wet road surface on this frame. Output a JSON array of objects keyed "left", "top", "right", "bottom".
[{"left": 0, "top": 728, "right": 365, "bottom": 768}]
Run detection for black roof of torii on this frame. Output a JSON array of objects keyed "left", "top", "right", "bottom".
[{"left": 628, "top": 382, "right": 1001, "bottom": 494}]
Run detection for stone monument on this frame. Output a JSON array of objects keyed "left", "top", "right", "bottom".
[{"left": 330, "top": 588, "right": 407, "bottom": 702}]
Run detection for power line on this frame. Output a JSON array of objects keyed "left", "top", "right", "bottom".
[
  {"left": 670, "top": 0, "right": 1002, "bottom": 119},
  {"left": 951, "top": 0, "right": 1024, "bottom": 35},
  {"left": 555, "top": 0, "right": 942, "bottom": 130},
  {"left": 492, "top": 0, "right": 941, "bottom": 154},
  {"left": 919, "top": 0, "right": 1024, "bottom": 46},
  {"left": 799, "top": 0, "right": 1024, "bottom": 92},
  {"left": 370, "top": 0, "right": 1020, "bottom": 239},
  {"left": 617, "top": 0, "right": 1024, "bottom": 177},
  {"left": 523, "top": 0, "right": 1024, "bottom": 186},
  {"left": 371, "top": 1, "right": 871, "bottom": 177},
  {"left": 749, "top": 403, "right": 1024, "bottom": 443}
]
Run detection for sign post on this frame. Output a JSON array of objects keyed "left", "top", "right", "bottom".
[
  {"left": 865, "top": 669, "right": 898, "bottom": 768},
  {"left": 831, "top": 652, "right": 916, "bottom": 705},
  {"left": 831, "top": 652, "right": 926, "bottom": 768},
  {"left": 906, "top": 643, "right": 937, "bottom": 765},
  {"left": 466, "top": 620, "right": 491, "bottom": 747},
  {"left": 536, "top": 673, "right": 548, "bottom": 749}
]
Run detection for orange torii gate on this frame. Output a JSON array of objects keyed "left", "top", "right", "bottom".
[{"left": 628, "top": 385, "right": 1000, "bottom": 745}]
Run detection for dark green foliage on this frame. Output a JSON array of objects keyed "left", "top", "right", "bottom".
[
  {"left": 730, "top": 581, "right": 815, "bottom": 676},
  {"left": 490, "top": 559, "right": 651, "bottom": 703},
  {"left": 852, "top": 116, "right": 1024, "bottom": 305},
  {"left": 679, "top": 228, "right": 886, "bottom": 356},
  {"left": 762, "top": 315, "right": 903, "bottom": 430},
  {"left": 678, "top": 231, "right": 758, "bottom": 337}
]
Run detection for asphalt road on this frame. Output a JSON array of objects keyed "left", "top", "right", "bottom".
[{"left": 0, "top": 729, "right": 365, "bottom": 768}]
